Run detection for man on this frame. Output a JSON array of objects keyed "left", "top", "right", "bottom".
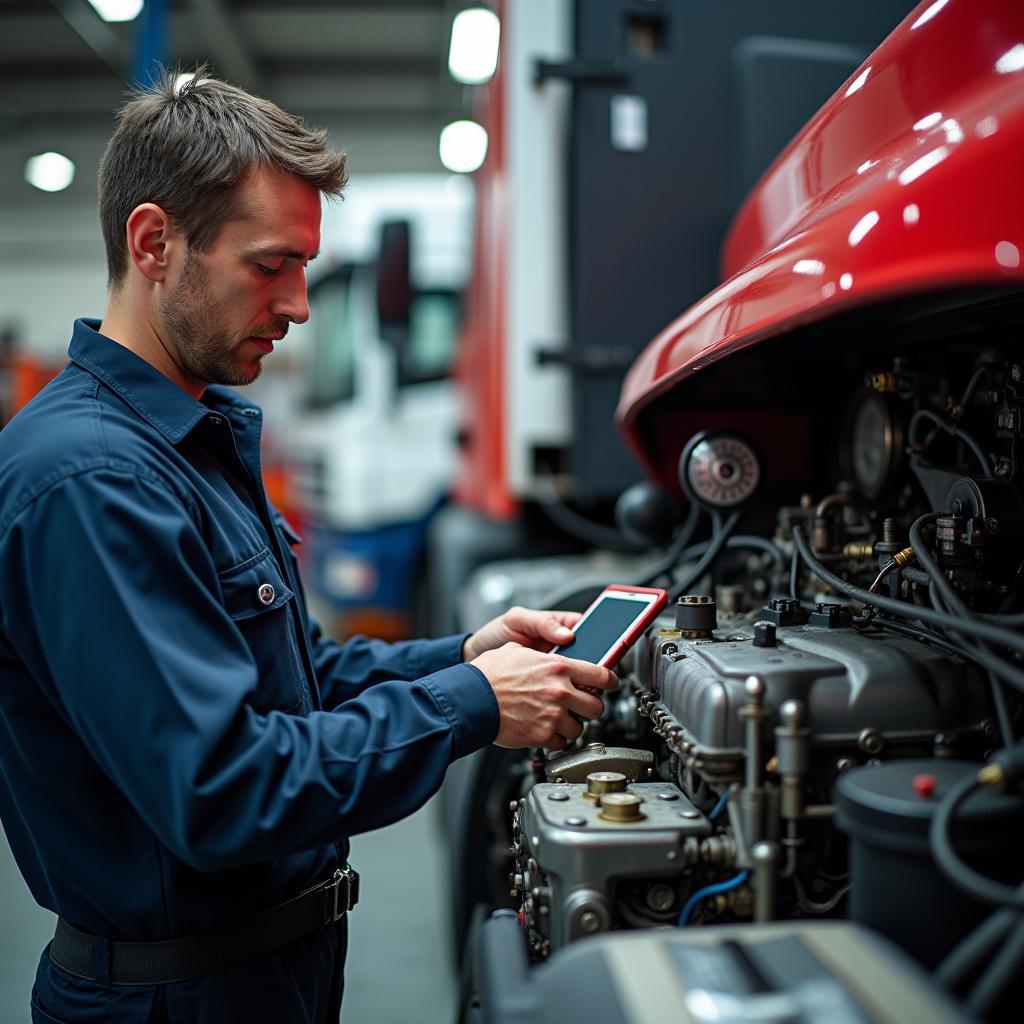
[{"left": 0, "top": 73, "right": 615, "bottom": 1023}]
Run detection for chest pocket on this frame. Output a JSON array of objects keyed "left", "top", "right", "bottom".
[{"left": 218, "top": 547, "right": 310, "bottom": 714}]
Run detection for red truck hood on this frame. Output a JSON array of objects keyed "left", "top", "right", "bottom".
[{"left": 617, "top": 0, "right": 1024, "bottom": 489}]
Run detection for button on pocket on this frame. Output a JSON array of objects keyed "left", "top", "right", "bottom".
[{"left": 218, "top": 548, "right": 307, "bottom": 713}]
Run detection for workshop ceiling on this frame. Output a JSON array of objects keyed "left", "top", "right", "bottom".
[{"left": 0, "top": 0, "right": 466, "bottom": 206}]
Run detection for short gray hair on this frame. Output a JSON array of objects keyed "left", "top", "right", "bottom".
[{"left": 98, "top": 67, "right": 348, "bottom": 288}]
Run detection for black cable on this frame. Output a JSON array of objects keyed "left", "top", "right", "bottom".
[
  {"left": 791, "top": 525, "right": 1024, "bottom": 664},
  {"left": 637, "top": 502, "right": 702, "bottom": 587},
  {"left": 958, "top": 363, "right": 994, "bottom": 412},
  {"left": 665, "top": 533, "right": 785, "bottom": 576},
  {"left": 538, "top": 529, "right": 782, "bottom": 612},
  {"left": 668, "top": 511, "right": 741, "bottom": 602},
  {"left": 908, "top": 514, "right": 1017, "bottom": 742},
  {"left": 908, "top": 514, "right": 961, "bottom": 611},
  {"left": 534, "top": 476, "right": 647, "bottom": 553},
  {"left": 908, "top": 407, "right": 994, "bottom": 477},
  {"left": 538, "top": 504, "right": 703, "bottom": 610},
  {"left": 936, "top": 905, "right": 1019, "bottom": 989},
  {"left": 929, "top": 771, "right": 1024, "bottom": 910},
  {"left": 900, "top": 566, "right": 931, "bottom": 587},
  {"left": 859, "top": 617, "right": 1017, "bottom": 745},
  {"left": 965, "top": 913, "right": 1024, "bottom": 1015},
  {"left": 788, "top": 549, "right": 800, "bottom": 601}
]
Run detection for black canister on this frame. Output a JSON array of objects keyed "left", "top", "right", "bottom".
[{"left": 834, "top": 759, "right": 1023, "bottom": 968}]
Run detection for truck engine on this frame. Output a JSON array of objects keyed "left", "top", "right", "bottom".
[
  {"left": 453, "top": 3, "right": 1024, "bottom": 1020},
  {"left": 467, "top": 324, "right": 1024, "bottom": 1023}
]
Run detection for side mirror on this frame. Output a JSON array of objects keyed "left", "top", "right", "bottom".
[{"left": 376, "top": 219, "right": 413, "bottom": 348}]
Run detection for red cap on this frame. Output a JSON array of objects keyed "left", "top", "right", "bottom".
[{"left": 912, "top": 773, "right": 937, "bottom": 799}]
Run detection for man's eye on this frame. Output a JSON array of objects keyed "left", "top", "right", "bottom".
[{"left": 256, "top": 264, "right": 281, "bottom": 277}]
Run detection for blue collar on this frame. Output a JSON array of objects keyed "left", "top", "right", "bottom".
[{"left": 68, "top": 318, "right": 261, "bottom": 444}]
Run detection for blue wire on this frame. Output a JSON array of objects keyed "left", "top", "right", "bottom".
[
  {"left": 677, "top": 870, "right": 750, "bottom": 927},
  {"left": 708, "top": 789, "right": 730, "bottom": 820}
]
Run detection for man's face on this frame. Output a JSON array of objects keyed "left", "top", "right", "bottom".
[{"left": 158, "top": 165, "right": 322, "bottom": 389}]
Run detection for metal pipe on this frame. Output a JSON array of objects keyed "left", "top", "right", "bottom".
[{"left": 751, "top": 841, "right": 782, "bottom": 923}]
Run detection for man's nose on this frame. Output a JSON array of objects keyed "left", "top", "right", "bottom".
[{"left": 270, "top": 271, "right": 310, "bottom": 325}]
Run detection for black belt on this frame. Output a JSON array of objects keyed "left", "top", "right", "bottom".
[{"left": 49, "top": 864, "right": 359, "bottom": 987}]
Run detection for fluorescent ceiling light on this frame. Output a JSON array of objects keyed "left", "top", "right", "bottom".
[
  {"left": 85, "top": 0, "right": 143, "bottom": 22},
  {"left": 25, "top": 152, "right": 75, "bottom": 193},
  {"left": 439, "top": 120, "right": 488, "bottom": 174},
  {"left": 448, "top": 8, "right": 500, "bottom": 84}
]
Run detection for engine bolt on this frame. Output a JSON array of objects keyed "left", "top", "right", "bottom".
[
  {"left": 579, "top": 911, "right": 601, "bottom": 934},
  {"left": 752, "top": 620, "right": 777, "bottom": 648},
  {"left": 882, "top": 517, "right": 899, "bottom": 545},
  {"left": 645, "top": 885, "right": 676, "bottom": 913},
  {"left": 857, "top": 728, "right": 884, "bottom": 755}
]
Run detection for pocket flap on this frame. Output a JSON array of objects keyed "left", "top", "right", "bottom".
[{"left": 219, "top": 547, "right": 295, "bottom": 621}]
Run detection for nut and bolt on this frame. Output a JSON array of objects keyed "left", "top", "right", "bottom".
[
  {"left": 645, "top": 885, "right": 677, "bottom": 913},
  {"left": 882, "top": 517, "right": 899, "bottom": 544},
  {"left": 857, "top": 728, "right": 884, "bottom": 755},
  {"left": 579, "top": 911, "right": 601, "bottom": 934}
]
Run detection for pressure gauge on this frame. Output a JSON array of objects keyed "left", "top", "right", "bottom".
[
  {"left": 846, "top": 391, "right": 904, "bottom": 500},
  {"left": 679, "top": 430, "right": 761, "bottom": 509}
]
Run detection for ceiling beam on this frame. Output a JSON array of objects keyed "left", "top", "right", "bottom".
[
  {"left": 187, "top": 0, "right": 262, "bottom": 92},
  {"left": 49, "top": 0, "right": 127, "bottom": 76}
]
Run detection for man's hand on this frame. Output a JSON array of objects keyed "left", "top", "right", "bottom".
[
  {"left": 462, "top": 605, "right": 580, "bottom": 662},
  {"left": 470, "top": 642, "right": 618, "bottom": 750}
]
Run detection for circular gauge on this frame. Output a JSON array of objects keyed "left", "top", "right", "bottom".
[
  {"left": 848, "top": 391, "right": 904, "bottom": 499},
  {"left": 679, "top": 431, "right": 761, "bottom": 509}
]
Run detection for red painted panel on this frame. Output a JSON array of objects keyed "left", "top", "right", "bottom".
[
  {"left": 618, "top": 0, "right": 1024, "bottom": 486},
  {"left": 452, "top": 0, "right": 519, "bottom": 520}
]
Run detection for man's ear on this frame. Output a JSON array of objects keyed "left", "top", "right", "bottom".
[{"left": 124, "top": 203, "right": 183, "bottom": 283}]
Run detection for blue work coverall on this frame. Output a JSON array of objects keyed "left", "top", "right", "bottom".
[{"left": 0, "top": 319, "right": 500, "bottom": 1023}]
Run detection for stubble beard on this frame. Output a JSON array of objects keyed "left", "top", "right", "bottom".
[{"left": 160, "top": 251, "right": 265, "bottom": 388}]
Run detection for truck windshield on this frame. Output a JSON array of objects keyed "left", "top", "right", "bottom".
[
  {"left": 399, "top": 289, "right": 461, "bottom": 387},
  {"left": 306, "top": 270, "right": 356, "bottom": 408}
]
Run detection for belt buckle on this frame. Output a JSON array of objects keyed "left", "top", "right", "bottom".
[{"left": 324, "top": 865, "right": 360, "bottom": 924}]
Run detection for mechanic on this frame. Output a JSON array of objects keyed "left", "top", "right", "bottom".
[{"left": 0, "top": 72, "right": 615, "bottom": 1024}]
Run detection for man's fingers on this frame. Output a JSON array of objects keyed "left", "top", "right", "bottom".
[
  {"left": 551, "top": 610, "right": 582, "bottom": 627},
  {"left": 543, "top": 733, "right": 568, "bottom": 751},
  {"left": 566, "top": 688, "right": 604, "bottom": 721},
  {"left": 535, "top": 610, "right": 580, "bottom": 645},
  {"left": 556, "top": 711, "right": 584, "bottom": 742},
  {"left": 559, "top": 656, "right": 618, "bottom": 690}
]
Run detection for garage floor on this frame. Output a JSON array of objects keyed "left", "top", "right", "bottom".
[{"left": 0, "top": 794, "right": 457, "bottom": 1023}]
